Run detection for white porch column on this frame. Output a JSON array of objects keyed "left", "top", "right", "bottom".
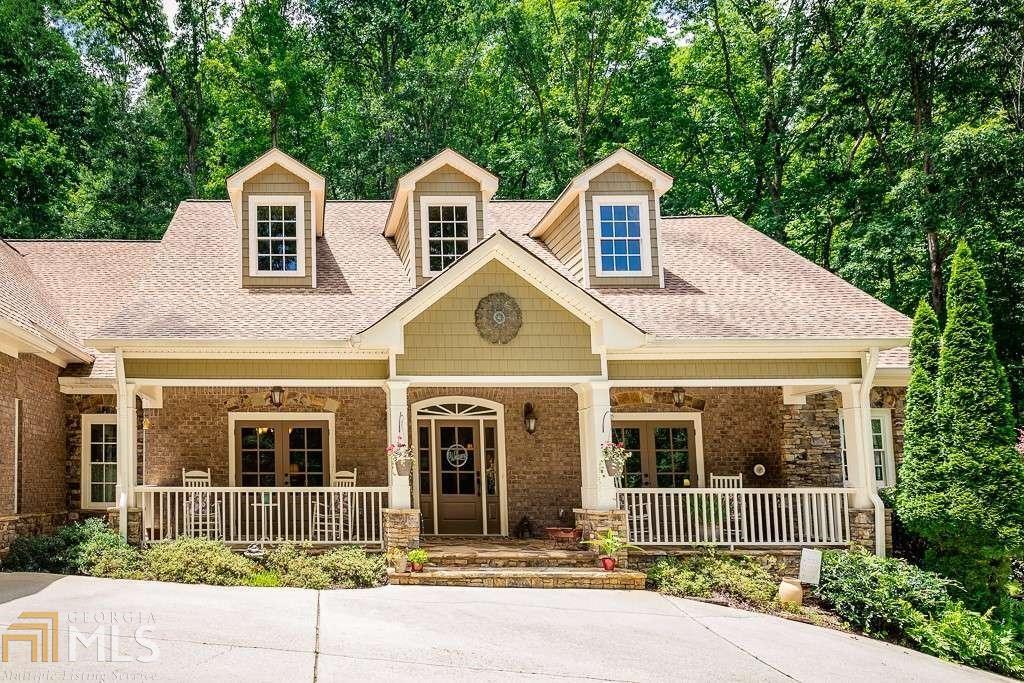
[
  {"left": 838, "top": 385, "right": 873, "bottom": 509},
  {"left": 385, "top": 380, "right": 412, "bottom": 509},
  {"left": 115, "top": 382, "right": 138, "bottom": 539},
  {"left": 575, "top": 381, "right": 618, "bottom": 510}
]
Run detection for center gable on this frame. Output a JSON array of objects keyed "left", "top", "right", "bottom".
[{"left": 395, "top": 260, "right": 602, "bottom": 376}]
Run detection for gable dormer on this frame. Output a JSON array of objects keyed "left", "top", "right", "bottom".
[
  {"left": 383, "top": 149, "right": 499, "bottom": 288},
  {"left": 529, "top": 149, "right": 673, "bottom": 289},
  {"left": 227, "top": 148, "right": 326, "bottom": 288}
]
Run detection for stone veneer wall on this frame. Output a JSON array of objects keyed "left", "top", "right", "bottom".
[
  {"left": 64, "top": 394, "right": 117, "bottom": 513},
  {"left": 409, "top": 387, "right": 582, "bottom": 530},
  {"left": 0, "top": 354, "right": 67, "bottom": 516},
  {"left": 137, "top": 387, "right": 389, "bottom": 487},
  {"left": 610, "top": 387, "right": 784, "bottom": 486}
]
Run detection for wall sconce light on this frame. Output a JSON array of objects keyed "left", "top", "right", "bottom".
[
  {"left": 523, "top": 402, "right": 538, "bottom": 434},
  {"left": 269, "top": 386, "right": 285, "bottom": 408},
  {"left": 672, "top": 388, "right": 686, "bottom": 407}
]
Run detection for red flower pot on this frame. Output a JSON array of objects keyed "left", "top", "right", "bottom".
[
  {"left": 411, "top": 562, "right": 424, "bottom": 573},
  {"left": 600, "top": 556, "right": 617, "bottom": 572}
]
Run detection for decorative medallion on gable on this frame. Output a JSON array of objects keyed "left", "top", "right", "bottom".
[{"left": 474, "top": 292, "right": 522, "bottom": 344}]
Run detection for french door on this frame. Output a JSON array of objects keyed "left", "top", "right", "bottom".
[
  {"left": 234, "top": 420, "right": 327, "bottom": 486},
  {"left": 612, "top": 421, "right": 698, "bottom": 488}
]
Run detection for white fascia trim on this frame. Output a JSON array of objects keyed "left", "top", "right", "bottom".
[
  {"left": 400, "top": 375, "right": 605, "bottom": 387},
  {"left": 227, "top": 148, "right": 326, "bottom": 235},
  {"left": 406, "top": 193, "right": 417, "bottom": 287},
  {"left": 0, "top": 321, "right": 90, "bottom": 365},
  {"left": 419, "top": 195, "right": 478, "bottom": 277},
  {"left": 118, "top": 347, "right": 388, "bottom": 360},
  {"left": 88, "top": 338, "right": 368, "bottom": 353},
  {"left": 591, "top": 195, "right": 653, "bottom": 278},
  {"left": 638, "top": 337, "right": 911, "bottom": 353},
  {"left": 384, "top": 149, "right": 499, "bottom": 237},
  {"left": 654, "top": 194, "right": 665, "bottom": 288},
  {"left": 247, "top": 195, "right": 307, "bottom": 278},
  {"left": 609, "top": 378, "right": 857, "bottom": 387},
  {"left": 578, "top": 192, "right": 591, "bottom": 289},
  {"left": 127, "top": 378, "right": 386, "bottom": 387}
]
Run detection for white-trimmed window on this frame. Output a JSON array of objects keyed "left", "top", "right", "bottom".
[
  {"left": 592, "top": 195, "right": 652, "bottom": 277},
  {"left": 248, "top": 195, "right": 305, "bottom": 277},
  {"left": 839, "top": 409, "right": 896, "bottom": 489},
  {"left": 420, "top": 195, "right": 477, "bottom": 275},
  {"left": 81, "top": 414, "right": 117, "bottom": 510}
]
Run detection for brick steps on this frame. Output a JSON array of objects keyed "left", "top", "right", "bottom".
[
  {"left": 389, "top": 567, "right": 646, "bottom": 590},
  {"left": 425, "top": 550, "right": 600, "bottom": 569}
]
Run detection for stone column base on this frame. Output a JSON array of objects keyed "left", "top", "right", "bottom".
[
  {"left": 849, "top": 507, "right": 893, "bottom": 554},
  {"left": 383, "top": 508, "right": 421, "bottom": 551},
  {"left": 574, "top": 508, "right": 630, "bottom": 565},
  {"left": 106, "top": 507, "right": 142, "bottom": 546}
]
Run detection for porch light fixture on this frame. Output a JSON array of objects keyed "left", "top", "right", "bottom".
[
  {"left": 672, "top": 388, "right": 686, "bottom": 407},
  {"left": 269, "top": 386, "right": 285, "bottom": 408},
  {"left": 523, "top": 403, "right": 538, "bottom": 434}
]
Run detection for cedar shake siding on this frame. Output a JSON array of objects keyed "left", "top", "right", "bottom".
[
  {"left": 396, "top": 260, "right": 602, "bottom": 376},
  {"left": 608, "top": 358, "right": 863, "bottom": 381},
  {"left": 411, "top": 164, "right": 487, "bottom": 287},
  {"left": 584, "top": 164, "right": 661, "bottom": 288},
  {"left": 123, "top": 358, "right": 389, "bottom": 381},
  {"left": 541, "top": 199, "right": 584, "bottom": 283}
]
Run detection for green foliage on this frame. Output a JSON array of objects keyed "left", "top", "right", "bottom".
[
  {"left": 247, "top": 571, "right": 282, "bottom": 587},
  {"left": 646, "top": 550, "right": 780, "bottom": 610},
  {"left": 406, "top": 548, "right": 429, "bottom": 565},
  {"left": 3, "top": 518, "right": 123, "bottom": 574},
  {"left": 815, "top": 547, "right": 954, "bottom": 637},
  {"left": 260, "top": 544, "right": 387, "bottom": 589},
  {"left": 261, "top": 544, "right": 332, "bottom": 589},
  {"left": 139, "top": 538, "right": 259, "bottom": 586},
  {"left": 581, "top": 529, "right": 639, "bottom": 556},
  {"left": 908, "top": 604, "right": 1024, "bottom": 678}
]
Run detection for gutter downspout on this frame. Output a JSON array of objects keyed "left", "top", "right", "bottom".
[{"left": 860, "top": 347, "right": 886, "bottom": 556}]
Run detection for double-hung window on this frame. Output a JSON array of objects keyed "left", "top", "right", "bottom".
[
  {"left": 81, "top": 414, "right": 118, "bottom": 509},
  {"left": 420, "top": 196, "right": 477, "bottom": 275},
  {"left": 248, "top": 196, "right": 305, "bottom": 276},
  {"left": 593, "top": 196, "right": 652, "bottom": 277},
  {"left": 839, "top": 409, "right": 896, "bottom": 489}
]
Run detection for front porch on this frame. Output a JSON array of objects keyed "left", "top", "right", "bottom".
[{"left": 78, "top": 382, "right": 897, "bottom": 553}]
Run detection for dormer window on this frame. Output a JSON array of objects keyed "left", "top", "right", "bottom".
[
  {"left": 420, "top": 195, "right": 477, "bottom": 275},
  {"left": 248, "top": 195, "right": 305, "bottom": 277},
  {"left": 593, "top": 196, "right": 651, "bottom": 277}
]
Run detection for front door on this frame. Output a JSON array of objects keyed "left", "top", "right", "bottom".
[{"left": 434, "top": 421, "right": 482, "bottom": 534}]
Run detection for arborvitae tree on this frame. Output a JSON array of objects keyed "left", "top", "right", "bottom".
[
  {"left": 894, "top": 301, "right": 944, "bottom": 539},
  {"left": 927, "top": 242, "right": 1024, "bottom": 604}
]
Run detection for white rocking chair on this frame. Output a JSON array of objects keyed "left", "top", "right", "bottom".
[
  {"left": 709, "top": 473, "right": 744, "bottom": 547},
  {"left": 181, "top": 469, "right": 221, "bottom": 539}
]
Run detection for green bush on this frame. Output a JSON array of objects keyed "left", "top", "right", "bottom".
[
  {"left": 79, "top": 532, "right": 142, "bottom": 579},
  {"left": 815, "top": 547, "right": 954, "bottom": 637},
  {"left": 247, "top": 571, "right": 282, "bottom": 587},
  {"left": 646, "top": 550, "right": 779, "bottom": 610},
  {"left": 3, "top": 518, "right": 123, "bottom": 574},
  {"left": 139, "top": 538, "right": 259, "bottom": 586},
  {"left": 317, "top": 547, "right": 386, "bottom": 588},
  {"left": 262, "top": 544, "right": 332, "bottom": 589},
  {"left": 908, "top": 604, "right": 1024, "bottom": 678}
]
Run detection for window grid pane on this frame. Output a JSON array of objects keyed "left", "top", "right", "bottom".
[
  {"left": 255, "top": 204, "right": 299, "bottom": 272},
  {"left": 427, "top": 204, "right": 470, "bottom": 272},
  {"left": 88, "top": 421, "right": 118, "bottom": 504},
  {"left": 598, "top": 203, "right": 643, "bottom": 273}
]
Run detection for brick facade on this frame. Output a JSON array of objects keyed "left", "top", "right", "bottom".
[
  {"left": 0, "top": 354, "right": 67, "bottom": 517},
  {"left": 63, "top": 393, "right": 117, "bottom": 512}
]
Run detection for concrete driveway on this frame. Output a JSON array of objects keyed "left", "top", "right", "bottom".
[{"left": 0, "top": 573, "right": 1005, "bottom": 682}]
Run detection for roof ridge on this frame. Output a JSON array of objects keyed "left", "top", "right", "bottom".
[{"left": 7, "top": 238, "right": 162, "bottom": 243}]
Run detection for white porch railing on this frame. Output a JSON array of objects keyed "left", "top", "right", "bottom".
[
  {"left": 616, "top": 487, "right": 851, "bottom": 547},
  {"left": 135, "top": 486, "right": 389, "bottom": 547}
]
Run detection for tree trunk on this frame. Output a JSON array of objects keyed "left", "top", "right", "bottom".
[{"left": 927, "top": 230, "right": 944, "bottom": 317}]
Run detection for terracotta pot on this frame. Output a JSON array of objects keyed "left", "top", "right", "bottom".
[
  {"left": 394, "top": 460, "right": 412, "bottom": 477},
  {"left": 600, "top": 556, "right": 617, "bottom": 572},
  {"left": 411, "top": 562, "right": 424, "bottom": 573},
  {"left": 777, "top": 578, "right": 803, "bottom": 606},
  {"left": 604, "top": 460, "right": 623, "bottom": 477}
]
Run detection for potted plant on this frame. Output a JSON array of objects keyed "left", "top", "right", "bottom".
[
  {"left": 407, "top": 548, "right": 428, "bottom": 572},
  {"left": 581, "top": 530, "right": 639, "bottom": 571},
  {"left": 387, "top": 437, "right": 414, "bottom": 476},
  {"left": 386, "top": 547, "right": 408, "bottom": 573},
  {"left": 599, "top": 441, "right": 630, "bottom": 477}
]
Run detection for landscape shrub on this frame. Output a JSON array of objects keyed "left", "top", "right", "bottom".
[
  {"left": 815, "top": 547, "right": 953, "bottom": 637},
  {"left": 646, "top": 550, "right": 779, "bottom": 610},
  {"left": 262, "top": 544, "right": 331, "bottom": 589},
  {"left": 316, "top": 547, "right": 387, "bottom": 588},
  {"left": 908, "top": 604, "right": 1024, "bottom": 678},
  {"left": 139, "top": 538, "right": 258, "bottom": 586},
  {"left": 260, "top": 544, "right": 387, "bottom": 589},
  {"left": 3, "top": 518, "right": 123, "bottom": 574}
]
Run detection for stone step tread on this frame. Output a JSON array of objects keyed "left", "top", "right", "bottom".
[
  {"left": 404, "top": 567, "right": 642, "bottom": 576},
  {"left": 389, "top": 566, "right": 646, "bottom": 589},
  {"left": 427, "top": 550, "right": 598, "bottom": 559}
]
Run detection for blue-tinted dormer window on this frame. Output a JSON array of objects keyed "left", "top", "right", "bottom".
[{"left": 598, "top": 204, "right": 643, "bottom": 273}]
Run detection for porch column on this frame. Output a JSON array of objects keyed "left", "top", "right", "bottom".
[
  {"left": 385, "top": 380, "right": 412, "bottom": 509},
  {"left": 838, "top": 382, "right": 886, "bottom": 555},
  {"left": 575, "top": 381, "right": 617, "bottom": 510},
  {"left": 115, "top": 382, "right": 138, "bottom": 540}
]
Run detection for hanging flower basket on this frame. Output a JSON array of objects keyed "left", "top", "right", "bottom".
[
  {"left": 600, "top": 441, "right": 629, "bottom": 477},
  {"left": 387, "top": 439, "right": 413, "bottom": 476}
]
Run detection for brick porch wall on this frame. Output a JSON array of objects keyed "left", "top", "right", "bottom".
[
  {"left": 409, "top": 387, "right": 582, "bottom": 531},
  {"left": 611, "top": 387, "right": 785, "bottom": 486},
  {"left": 137, "top": 387, "right": 389, "bottom": 487},
  {"left": 0, "top": 354, "right": 67, "bottom": 516}
]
